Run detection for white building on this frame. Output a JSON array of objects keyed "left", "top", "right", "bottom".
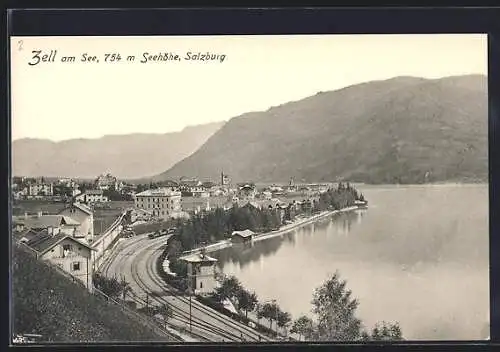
[
  {"left": 28, "top": 183, "right": 53, "bottom": 197},
  {"left": 76, "top": 189, "right": 109, "bottom": 204},
  {"left": 134, "top": 188, "right": 182, "bottom": 219}
]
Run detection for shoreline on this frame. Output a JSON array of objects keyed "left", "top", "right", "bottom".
[
  {"left": 251, "top": 206, "right": 359, "bottom": 244},
  {"left": 181, "top": 205, "right": 362, "bottom": 256}
]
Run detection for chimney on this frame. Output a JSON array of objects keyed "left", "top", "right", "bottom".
[
  {"left": 24, "top": 212, "right": 28, "bottom": 220},
  {"left": 47, "top": 226, "right": 53, "bottom": 236}
]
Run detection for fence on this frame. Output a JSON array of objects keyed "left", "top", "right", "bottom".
[
  {"left": 92, "top": 212, "right": 127, "bottom": 270},
  {"left": 91, "top": 287, "right": 184, "bottom": 341}
]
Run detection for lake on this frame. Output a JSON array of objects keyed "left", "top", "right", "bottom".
[{"left": 211, "top": 184, "right": 490, "bottom": 340}]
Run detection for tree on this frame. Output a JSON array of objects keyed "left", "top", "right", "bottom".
[
  {"left": 237, "top": 289, "right": 258, "bottom": 318},
  {"left": 277, "top": 310, "right": 292, "bottom": 336},
  {"left": 290, "top": 315, "right": 314, "bottom": 341},
  {"left": 169, "top": 258, "right": 188, "bottom": 278},
  {"left": 214, "top": 276, "right": 243, "bottom": 303},
  {"left": 119, "top": 275, "right": 131, "bottom": 301},
  {"left": 93, "top": 273, "right": 124, "bottom": 298},
  {"left": 261, "top": 302, "right": 280, "bottom": 330},
  {"left": 167, "top": 239, "right": 183, "bottom": 259},
  {"left": 256, "top": 304, "right": 265, "bottom": 325},
  {"left": 367, "top": 321, "right": 403, "bottom": 341},
  {"left": 311, "top": 271, "right": 362, "bottom": 341}
]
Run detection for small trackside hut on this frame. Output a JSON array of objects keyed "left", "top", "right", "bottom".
[{"left": 180, "top": 251, "right": 218, "bottom": 296}]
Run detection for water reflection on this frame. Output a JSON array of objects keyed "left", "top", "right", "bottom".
[
  {"left": 214, "top": 210, "right": 364, "bottom": 272},
  {"left": 215, "top": 234, "right": 285, "bottom": 271},
  {"left": 213, "top": 185, "right": 489, "bottom": 340}
]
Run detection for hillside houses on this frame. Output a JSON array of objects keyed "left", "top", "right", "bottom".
[
  {"left": 58, "top": 202, "right": 95, "bottom": 243},
  {"left": 13, "top": 203, "right": 97, "bottom": 292},
  {"left": 16, "top": 228, "right": 96, "bottom": 291},
  {"left": 13, "top": 213, "right": 81, "bottom": 235},
  {"left": 12, "top": 204, "right": 94, "bottom": 243}
]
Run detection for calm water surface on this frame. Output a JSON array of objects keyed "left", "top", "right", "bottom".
[{"left": 211, "top": 185, "right": 489, "bottom": 340}]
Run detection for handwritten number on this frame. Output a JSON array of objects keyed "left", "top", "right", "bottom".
[{"left": 17, "top": 40, "right": 23, "bottom": 51}]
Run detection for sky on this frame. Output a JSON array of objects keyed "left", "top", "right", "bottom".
[{"left": 10, "top": 34, "right": 487, "bottom": 142}]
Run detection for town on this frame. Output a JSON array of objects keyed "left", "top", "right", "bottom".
[{"left": 11, "top": 171, "right": 368, "bottom": 343}]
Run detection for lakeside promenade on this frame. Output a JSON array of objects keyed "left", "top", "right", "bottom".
[{"left": 182, "top": 205, "right": 361, "bottom": 256}]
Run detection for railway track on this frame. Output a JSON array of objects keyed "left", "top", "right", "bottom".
[{"left": 101, "top": 234, "right": 272, "bottom": 342}]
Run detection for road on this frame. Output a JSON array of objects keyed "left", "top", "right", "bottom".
[{"left": 101, "top": 233, "right": 273, "bottom": 343}]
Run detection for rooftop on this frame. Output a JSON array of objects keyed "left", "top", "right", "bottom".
[
  {"left": 22, "top": 230, "right": 96, "bottom": 254},
  {"left": 85, "top": 189, "right": 104, "bottom": 195},
  {"left": 231, "top": 229, "right": 255, "bottom": 238},
  {"left": 60, "top": 202, "right": 93, "bottom": 216},
  {"left": 135, "top": 188, "right": 182, "bottom": 197},
  {"left": 28, "top": 231, "right": 67, "bottom": 253},
  {"left": 239, "top": 184, "right": 255, "bottom": 191},
  {"left": 180, "top": 252, "right": 218, "bottom": 263},
  {"left": 14, "top": 215, "right": 80, "bottom": 229}
]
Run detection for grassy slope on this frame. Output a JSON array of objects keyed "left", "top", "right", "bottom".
[{"left": 12, "top": 245, "right": 167, "bottom": 342}]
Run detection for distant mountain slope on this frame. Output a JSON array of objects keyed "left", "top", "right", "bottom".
[
  {"left": 12, "top": 121, "right": 225, "bottom": 179},
  {"left": 158, "top": 75, "right": 487, "bottom": 184}
]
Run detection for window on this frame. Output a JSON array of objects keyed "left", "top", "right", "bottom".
[
  {"left": 200, "top": 281, "right": 203, "bottom": 289},
  {"left": 63, "top": 244, "right": 72, "bottom": 251},
  {"left": 72, "top": 262, "right": 81, "bottom": 271}
]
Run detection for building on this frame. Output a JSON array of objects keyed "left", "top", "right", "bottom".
[
  {"left": 191, "top": 190, "right": 210, "bottom": 198},
  {"left": 28, "top": 182, "right": 53, "bottom": 197},
  {"left": 13, "top": 212, "right": 81, "bottom": 236},
  {"left": 95, "top": 173, "right": 117, "bottom": 190},
  {"left": 75, "top": 189, "right": 109, "bottom": 204},
  {"left": 261, "top": 191, "right": 273, "bottom": 200},
  {"left": 220, "top": 172, "right": 231, "bottom": 187},
  {"left": 181, "top": 251, "right": 218, "bottom": 296},
  {"left": 58, "top": 202, "right": 94, "bottom": 243},
  {"left": 238, "top": 184, "right": 257, "bottom": 201},
  {"left": 114, "top": 181, "right": 124, "bottom": 192},
  {"left": 134, "top": 188, "right": 182, "bottom": 219},
  {"left": 179, "top": 178, "right": 204, "bottom": 195},
  {"left": 231, "top": 229, "right": 255, "bottom": 244},
  {"left": 18, "top": 229, "right": 96, "bottom": 292}
]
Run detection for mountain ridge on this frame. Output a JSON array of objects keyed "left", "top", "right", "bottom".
[
  {"left": 12, "top": 121, "right": 225, "bottom": 179},
  {"left": 157, "top": 74, "right": 487, "bottom": 184}
]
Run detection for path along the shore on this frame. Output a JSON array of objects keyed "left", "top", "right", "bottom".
[{"left": 183, "top": 205, "right": 361, "bottom": 256}]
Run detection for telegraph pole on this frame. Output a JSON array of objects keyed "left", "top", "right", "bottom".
[
  {"left": 187, "top": 267, "right": 192, "bottom": 333},
  {"left": 189, "top": 291, "right": 192, "bottom": 333}
]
